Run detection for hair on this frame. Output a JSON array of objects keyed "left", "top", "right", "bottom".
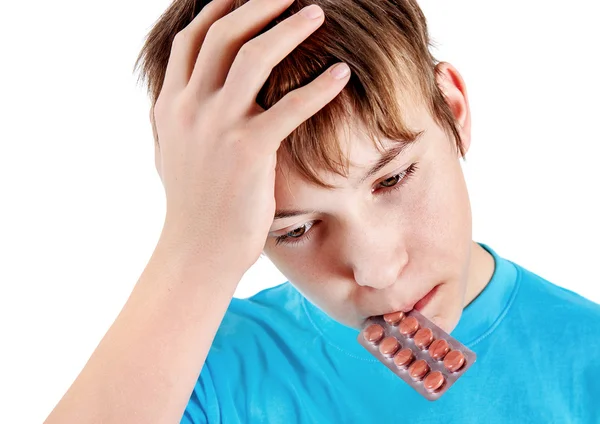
[{"left": 133, "top": 0, "right": 464, "bottom": 188}]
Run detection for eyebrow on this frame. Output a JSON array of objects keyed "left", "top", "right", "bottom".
[
  {"left": 274, "top": 209, "right": 320, "bottom": 220},
  {"left": 274, "top": 136, "right": 420, "bottom": 220},
  {"left": 358, "top": 141, "right": 411, "bottom": 185}
]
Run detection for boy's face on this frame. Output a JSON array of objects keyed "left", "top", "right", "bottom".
[{"left": 263, "top": 63, "right": 474, "bottom": 333}]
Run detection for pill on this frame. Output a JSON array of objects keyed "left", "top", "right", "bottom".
[
  {"left": 443, "top": 350, "right": 466, "bottom": 372},
  {"left": 414, "top": 327, "right": 434, "bottom": 349},
  {"left": 363, "top": 324, "right": 384, "bottom": 343},
  {"left": 429, "top": 339, "right": 450, "bottom": 360},
  {"left": 393, "top": 348, "right": 414, "bottom": 368},
  {"left": 423, "top": 371, "right": 445, "bottom": 392},
  {"left": 408, "top": 359, "right": 430, "bottom": 381},
  {"left": 378, "top": 336, "right": 401, "bottom": 357},
  {"left": 383, "top": 311, "right": 405, "bottom": 325},
  {"left": 399, "top": 316, "right": 419, "bottom": 337}
]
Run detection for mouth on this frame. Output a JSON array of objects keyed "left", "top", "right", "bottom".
[{"left": 367, "top": 284, "right": 441, "bottom": 319}]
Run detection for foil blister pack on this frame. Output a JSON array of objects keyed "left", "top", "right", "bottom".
[{"left": 358, "top": 309, "right": 476, "bottom": 400}]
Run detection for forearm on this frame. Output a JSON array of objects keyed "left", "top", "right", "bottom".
[{"left": 45, "top": 232, "right": 242, "bottom": 424}]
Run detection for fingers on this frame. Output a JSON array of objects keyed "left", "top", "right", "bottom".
[
  {"left": 221, "top": 4, "right": 325, "bottom": 117},
  {"left": 248, "top": 62, "right": 351, "bottom": 152},
  {"left": 189, "top": 0, "right": 296, "bottom": 96},
  {"left": 160, "top": 0, "right": 235, "bottom": 98}
]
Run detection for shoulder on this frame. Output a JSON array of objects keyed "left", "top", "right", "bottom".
[
  {"left": 209, "top": 281, "right": 315, "bottom": 353},
  {"left": 512, "top": 261, "right": 600, "bottom": 321},
  {"left": 504, "top": 259, "right": 600, "bottom": 353},
  {"left": 183, "top": 283, "right": 310, "bottom": 422},
  {"left": 507, "top": 261, "right": 600, "bottom": 420}
]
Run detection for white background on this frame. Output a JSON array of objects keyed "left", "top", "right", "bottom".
[{"left": 1, "top": 0, "right": 599, "bottom": 422}]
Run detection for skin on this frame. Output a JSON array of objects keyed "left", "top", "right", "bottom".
[{"left": 264, "top": 62, "right": 496, "bottom": 333}]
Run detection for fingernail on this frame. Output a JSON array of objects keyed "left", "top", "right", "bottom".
[
  {"left": 301, "top": 4, "right": 323, "bottom": 19},
  {"left": 330, "top": 63, "right": 350, "bottom": 79}
]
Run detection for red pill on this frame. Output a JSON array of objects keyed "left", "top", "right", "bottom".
[
  {"left": 383, "top": 311, "right": 405, "bottom": 325},
  {"left": 363, "top": 324, "right": 384, "bottom": 343},
  {"left": 399, "top": 316, "right": 419, "bottom": 337},
  {"left": 423, "top": 371, "right": 445, "bottom": 392},
  {"left": 443, "top": 350, "right": 466, "bottom": 372},
  {"left": 429, "top": 339, "right": 450, "bottom": 360},
  {"left": 408, "top": 359, "right": 430, "bottom": 381},
  {"left": 378, "top": 336, "right": 400, "bottom": 357},
  {"left": 413, "top": 328, "right": 434, "bottom": 349},
  {"left": 393, "top": 348, "right": 414, "bottom": 368}
]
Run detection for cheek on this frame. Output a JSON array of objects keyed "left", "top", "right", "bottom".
[
  {"left": 266, "top": 249, "right": 349, "bottom": 312},
  {"left": 266, "top": 143, "right": 471, "bottom": 290},
  {"left": 402, "top": 150, "right": 471, "bottom": 266},
  {"left": 265, "top": 245, "right": 327, "bottom": 288}
]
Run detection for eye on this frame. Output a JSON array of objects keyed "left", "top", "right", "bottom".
[
  {"left": 273, "top": 163, "right": 419, "bottom": 248},
  {"left": 380, "top": 174, "right": 401, "bottom": 187},
  {"left": 288, "top": 225, "right": 308, "bottom": 238},
  {"left": 274, "top": 221, "right": 315, "bottom": 246},
  {"left": 376, "top": 162, "right": 418, "bottom": 192}
]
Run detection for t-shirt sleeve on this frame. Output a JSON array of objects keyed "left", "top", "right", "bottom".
[{"left": 179, "top": 362, "right": 220, "bottom": 424}]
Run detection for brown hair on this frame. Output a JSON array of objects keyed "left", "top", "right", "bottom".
[{"left": 133, "top": 0, "right": 464, "bottom": 188}]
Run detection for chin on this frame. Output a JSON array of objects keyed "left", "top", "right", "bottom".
[
  {"left": 431, "top": 304, "right": 464, "bottom": 334},
  {"left": 341, "top": 315, "right": 367, "bottom": 331},
  {"left": 419, "top": 280, "right": 466, "bottom": 333},
  {"left": 331, "top": 310, "right": 369, "bottom": 330}
]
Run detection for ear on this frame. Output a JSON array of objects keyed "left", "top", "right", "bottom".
[{"left": 435, "top": 62, "right": 472, "bottom": 156}]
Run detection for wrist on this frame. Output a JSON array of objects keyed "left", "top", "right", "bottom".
[{"left": 154, "top": 222, "right": 247, "bottom": 287}]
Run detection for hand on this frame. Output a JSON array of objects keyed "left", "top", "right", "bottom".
[{"left": 151, "top": 0, "right": 351, "bottom": 273}]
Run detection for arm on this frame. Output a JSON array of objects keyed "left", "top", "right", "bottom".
[
  {"left": 45, "top": 0, "right": 349, "bottom": 420},
  {"left": 44, "top": 228, "right": 242, "bottom": 423}
]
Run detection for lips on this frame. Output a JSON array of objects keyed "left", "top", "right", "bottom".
[{"left": 366, "top": 284, "right": 441, "bottom": 319}]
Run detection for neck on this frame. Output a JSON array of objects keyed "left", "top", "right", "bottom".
[{"left": 464, "top": 241, "right": 495, "bottom": 308}]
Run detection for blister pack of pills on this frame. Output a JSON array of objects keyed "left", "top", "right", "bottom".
[{"left": 358, "top": 309, "right": 476, "bottom": 400}]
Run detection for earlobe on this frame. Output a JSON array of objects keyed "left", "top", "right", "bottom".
[{"left": 435, "top": 62, "right": 472, "bottom": 156}]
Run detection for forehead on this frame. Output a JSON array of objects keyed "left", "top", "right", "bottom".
[{"left": 275, "top": 100, "right": 432, "bottom": 190}]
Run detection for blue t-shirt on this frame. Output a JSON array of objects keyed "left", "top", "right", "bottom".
[{"left": 181, "top": 244, "right": 600, "bottom": 423}]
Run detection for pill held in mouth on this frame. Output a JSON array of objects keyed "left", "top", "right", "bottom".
[{"left": 383, "top": 311, "right": 405, "bottom": 325}]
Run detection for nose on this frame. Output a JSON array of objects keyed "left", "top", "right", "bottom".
[
  {"left": 340, "top": 224, "right": 409, "bottom": 290},
  {"left": 352, "top": 251, "right": 408, "bottom": 289}
]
